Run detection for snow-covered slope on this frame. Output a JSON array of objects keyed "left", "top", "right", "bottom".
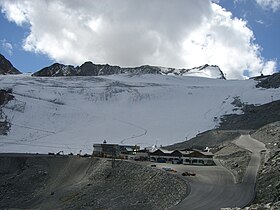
[
  {"left": 0, "top": 74, "right": 279, "bottom": 154},
  {"left": 160, "top": 64, "right": 225, "bottom": 79}
]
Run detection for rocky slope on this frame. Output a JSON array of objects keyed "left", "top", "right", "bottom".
[
  {"left": 215, "top": 143, "right": 251, "bottom": 183},
  {"left": 251, "top": 122, "right": 280, "bottom": 204},
  {"left": 0, "top": 89, "right": 14, "bottom": 135},
  {"left": 221, "top": 202, "right": 280, "bottom": 210},
  {"left": 0, "top": 54, "right": 21, "bottom": 75},
  {"left": 164, "top": 130, "right": 240, "bottom": 151},
  {"left": 224, "top": 122, "right": 280, "bottom": 210},
  {"left": 219, "top": 99, "right": 280, "bottom": 130},
  {"left": 255, "top": 72, "right": 280, "bottom": 89},
  {"left": 0, "top": 155, "right": 187, "bottom": 210},
  {"left": 32, "top": 62, "right": 226, "bottom": 79}
]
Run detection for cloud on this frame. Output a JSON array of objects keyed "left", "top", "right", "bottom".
[
  {"left": 256, "top": 19, "right": 265, "bottom": 25},
  {"left": 1, "top": 39, "right": 13, "bottom": 55},
  {"left": 256, "top": 0, "right": 280, "bottom": 12},
  {"left": 0, "top": 0, "right": 28, "bottom": 25},
  {"left": 0, "top": 0, "right": 277, "bottom": 79}
]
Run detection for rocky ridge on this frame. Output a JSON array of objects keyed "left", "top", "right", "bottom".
[
  {"left": 32, "top": 62, "right": 226, "bottom": 79},
  {"left": 0, "top": 54, "right": 21, "bottom": 75},
  {"left": 218, "top": 99, "right": 280, "bottom": 130},
  {"left": 255, "top": 72, "right": 280, "bottom": 89}
]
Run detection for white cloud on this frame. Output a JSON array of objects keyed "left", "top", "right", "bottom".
[
  {"left": 181, "top": 4, "right": 277, "bottom": 79},
  {"left": 256, "top": 0, "right": 280, "bottom": 12},
  {"left": 0, "top": 0, "right": 277, "bottom": 79},
  {"left": 1, "top": 39, "right": 13, "bottom": 55},
  {"left": 256, "top": 19, "right": 265, "bottom": 25},
  {"left": 0, "top": 0, "right": 28, "bottom": 25}
]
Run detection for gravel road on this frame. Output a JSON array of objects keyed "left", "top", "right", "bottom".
[{"left": 169, "top": 134, "right": 266, "bottom": 210}]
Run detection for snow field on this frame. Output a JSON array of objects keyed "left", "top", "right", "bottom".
[{"left": 0, "top": 74, "right": 279, "bottom": 154}]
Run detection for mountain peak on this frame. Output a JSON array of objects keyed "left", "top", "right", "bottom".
[
  {"left": 0, "top": 54, "right": 21, "bottom": 75},
  {"left": 160, "top": 64, "right": 226, "bottom": 79},
  {"left": 32, "top": 61, "right": 225, "bottom": 79}
]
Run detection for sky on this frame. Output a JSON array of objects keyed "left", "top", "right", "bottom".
[{"left": 0, "top": 0, "right": 279, "bottom": 79}]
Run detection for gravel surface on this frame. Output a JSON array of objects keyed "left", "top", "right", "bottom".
[
  {"left": 250, "top": 122, "right": 280, "bottom": 204},
  {"left": 0, "top": 155, "right": 187, "bottom": 210},
  {"left": 164, "top": 130, "right": 240, "bottom": 151},
  {"left": 214, "top": 143, "right": 251, "bottom": 183},
  {"left": 221, "top": 201, "right": 280, "bottom": 210},
  {"left": 225, "top": 122, "right": 280, "bottom": 210}
]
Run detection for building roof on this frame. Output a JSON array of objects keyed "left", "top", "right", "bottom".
[
  {"left": 192, "top": 149, "right": 213, "bottom": 156},
  {"left": 158, "top": 149, "right": 173, "bottom": 154}
]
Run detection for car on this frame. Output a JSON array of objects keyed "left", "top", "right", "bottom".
[
  {"left": 162, "top": 167, "right": 173, "bottom": 171},
  {"left": 150, "top": 164, "right": 157, "bottom": 167},
  {"left": 157, "top": 158, "right": 166, "bottom": 163},
  {"left": 162, "top": 167, "right": 177, "bottom": 173},
  {"left": 82, "top": 154, "right": 91, "bottom": 157},
  {"left": 172, "top": 159, "right": 183, "bottom": 164},
  {"left": 182, "top": 171, "right": 196, "bottom": 176}
]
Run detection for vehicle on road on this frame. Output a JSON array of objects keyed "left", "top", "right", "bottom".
[
  {"left": 157, "top": 158, "right": 166, "bottom": 163},
  {"left": 172, "top": 158, "right": 183, "bottom": 164},
  {"left": 150, "top": 164, "right": 157, "bottom": 167},
  {"left": 162, "top": 167, "right": 177, "bottom": 173},
  {"left": 182, "top": 171, "right": 196, "bottom": 176}
]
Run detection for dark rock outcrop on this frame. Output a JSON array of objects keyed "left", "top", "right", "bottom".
[
  {"left": 32, "top": 63, "right": 77, "bottom": 77},
  {"left": 163, "top": 64, "right": 226, "bottom": 79},
  {"left": 0, "top": 89, "right": 14, "bottom": 135},
  {"left": 0, "top": 89, "right": 14, "bottom": 106},
  {"left": 219, "top": 100, "right": 280, "bottom": 130},
  {"left": 32, "top": 62, "right": 161, "bottom": 77},
  {"left": 255, "top": 72, "right": 280, "bottom": 89},
  {"left": 32, "top": 61, "right": 225, "bottom": 79},
  {"left": 0, "top": 54, "right": 21, "bottom": 75}
]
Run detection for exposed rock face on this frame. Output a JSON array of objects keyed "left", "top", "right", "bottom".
[
  {"left": 251, "top": 122, "right": 280, "bottom": 204},
  {"left": 32, "top": 61, "right": 225, "bottom": 79},
  {"left": 0, "top": 89, "right": 14, "bottom": 135},
  {"left": 161, "top": 64, "right": 226, "bottom": 79},
  {"left": 0, "top": 89, "right": 14, "bottom": 106},
  {"left": 219, "top": 100, "right": 280, "bottom": 130},
  {"left": 255, "top": 72, "right": 280, "bottom": 89},
  {"left": 32, "top": 62, "right": 161, "bottom": 77},
  {"left": 0, "top": 54, "right": 21, "bottom": 75},
  {"left": 32, "top": 63, "right": 77, "bottom": 77},
  {"left": 221, "top": 202, "right": 280, "bottom": 210}
]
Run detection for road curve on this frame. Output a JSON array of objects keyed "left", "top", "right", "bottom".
[
  {"left": 233, "top": 135, "right": 266, "bottom": 184},
  {"left": 170, "top": 134, "right": 266, "bottom": 210}
]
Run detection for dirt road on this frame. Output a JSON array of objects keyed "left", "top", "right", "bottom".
[{"left": 169, "top": 134, "right": 266, "bottom": 210}]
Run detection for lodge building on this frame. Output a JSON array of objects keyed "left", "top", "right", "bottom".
[
  {"left": 150, "top": 149, "right": 214, "bottom": 165},
  {"left": 92, "top": 143, "right": 214, "bottom": 165}
]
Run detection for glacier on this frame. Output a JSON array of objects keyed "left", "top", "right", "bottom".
[{"left": 0, "top": 73, "right": 279, "bottom": 154}]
